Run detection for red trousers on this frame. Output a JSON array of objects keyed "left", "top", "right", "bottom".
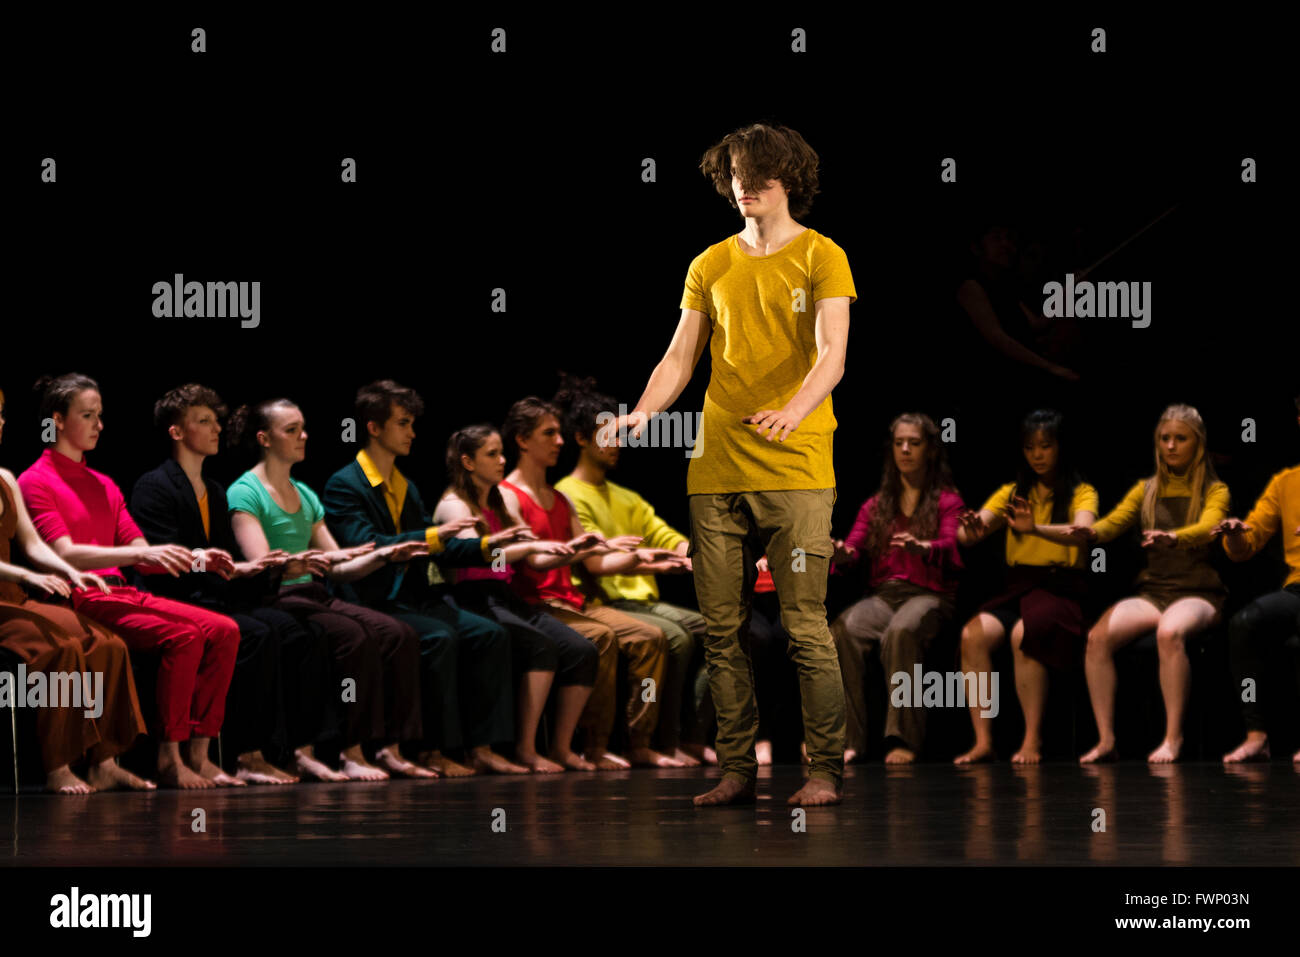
[{"left": 72, "top": 586, "right": 240, "bottom": 742}]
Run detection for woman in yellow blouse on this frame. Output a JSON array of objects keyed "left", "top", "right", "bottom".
[{"left": 1068, "top": 404, "right": 1230, "bottom": 764}]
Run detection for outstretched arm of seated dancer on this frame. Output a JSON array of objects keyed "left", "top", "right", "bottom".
[
  {"left": 1167, "top": 482, "right": 1231, "bottom": 547},
  {"left": 46, "top": 534, "right": 195, "bottom": 577},
  {"left": 308, "top": 522, "right": 424, "bottom": 582},
  {"left": 601, "top": 307, "right": 711, "bottom": 444},
  {"left": 957, "top": 280, "right": 1078, "bottom": 380},
  {"left": 1216, "top": 478, "right": 1282, "bottom": 559},
  {"left": 918, "top": 495, "right": 966, "bottom": 568},
  {"left": 955, "top": 507, "right": 1004, "bottom": 546},
  {"left": 743, "top": 296, "right": 850, "bottom": 443},
  {"left": 1080, "top": 480, "right": 1145, "bottom": 544},
  {"left": 0, "top": 471, "right": 109, "bottom": 591},
  {"left": 1002, "top": 492, "right": 1098, "bottom": 545}
]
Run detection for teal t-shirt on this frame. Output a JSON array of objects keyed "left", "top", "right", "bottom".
[{"left": 227, "top": 471, "right": 324, "bottom": 585}]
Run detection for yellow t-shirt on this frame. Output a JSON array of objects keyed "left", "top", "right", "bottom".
[
  {"left": 679, "top": 228, "right": 857, "bottom": 494},
  {"left": 981, "top": 481, "right": 1100, "bottom": 568},
  {"left": 1225, "top": 465, "right": 1300, "bottom": 588},
  {"left": 555, "top": 474, "right": 688, "bottom": 603},
  {"left": 1091, "top": 474, "right": 1230, "bottom": 546}
]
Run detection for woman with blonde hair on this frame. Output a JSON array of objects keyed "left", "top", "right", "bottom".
[{"left": 1070, "top": 404, "right": 1230, "bottom": 764}]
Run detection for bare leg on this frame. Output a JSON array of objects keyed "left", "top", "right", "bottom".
[
  {"left": 549, "top": 683, "right": 596, "bottom": 771},
  {"left": 954, "top": 614, "right": 1005, "bottom": 764},
  {"left": 1148, "top": 599, "right": 1217, "bottom": 763},
  {"left": 1010, "top": 620, "right": 1047, "bottom": 765},
  {"left": 514, "top": 670, "right": 564, "bottom": 772},
  {"left": 1081, "top": 598, "right": 1161, "bottom": 763}
]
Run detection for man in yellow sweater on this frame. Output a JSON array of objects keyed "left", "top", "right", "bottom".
[
  {"left": 554, "top": 375, "right": 715, "bottom": 768},
  {"left": 1218, "top": 395, "right": 1300, "bottom": 764},
  {"left": 602, "top": 122, "right": 856, "bottom": 806}
]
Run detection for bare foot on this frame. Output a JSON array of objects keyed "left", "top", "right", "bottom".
[
  {"left": 693, "top": 775, "right": 756, "bottom": 807},
  {"left": 158, "top": 759, "right": 215, "bottom": 790},
  {"left": 884, "top": 746, "right": 916, "bottom": 765},
  {"left": 1223, "top": 733, "right": 1270, "bottom": 764},
  {"left": 294, "top": 746, "right": 349, "bottom": 782},
  {"left": 1079, "top": 741, "right": 1117, "bottom": 765},
  {"left": 586, "top": 749, "right": 631, "bottom": 770},
  {"left": 418, "top": 750, "right": 476, "bottom": 777},
  {"left": 375, "top": 745, "right": 438, "bottom": 778},
  {"left": 550, "top": 749, "right": 595, "bottom": 772},
  {"left": 842, "top": 747, "right": 857, "bottom": 765},
  {"left": 756, "top": 740, "right": 773, "bottom": 766},
  {"left": 681, "top": 743, "right": 718, "bottom": 766},
  {"left": 671, "top": 748, "right": 701, "bottom": 768},
  {"left": 45, "top": 765, "right": 95, "bottom": 795},
  {"left": 514, "top": 750, "right": 559, "bottom": 773},
  {"left": 788, "top": 776, "right": 841, "bottom": 806},
  {"left": 188, "top": 757, "right": 246, "bottom": 788},
  {"left": 1147, "top": 738, "right": 1182, "bottom": 764},
  {"left": 1011, "top": 740, "right": 1041, "bottom": 765},
  {"left": 954, "top": 744, "right": 996, "bottom": 765},
  {"left": 236, "top": 751, "right": 299, "bottom": 785},
  {"left": 87, "top": 759, "right": 156, "bottom": 791},
  {"left": 628, "top": 746, "right": 684, "bottom": 768},
  {"left": 469, "top": 747, "right": 530, "bottom": 775},
  {"left": 340, "top": 745, "right": 390, "bottom": 781}
]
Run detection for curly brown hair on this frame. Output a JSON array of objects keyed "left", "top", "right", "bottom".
[
  {"left": 861, "top": 413, "right": 957, "bottom": 558},
  {"left": 699, "top": 122, "right": 821, "bottom": 219},
  {"left": 153, "top": 383, "right": 228, "bottom": 433}
]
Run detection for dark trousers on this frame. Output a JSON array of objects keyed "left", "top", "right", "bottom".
[
  {"left": 453, "top": 580, "right": 598, "bottom": 687},
  {"left": 386, "top": 592, "right": 514, "bottom": 751},
  {"left": 274, "top": 583, "right": 422, "bottom": 750},
  {"left": 222, "top": 606, "right": 335, "bottom": 768},
  {"left": 1230, "top": 584, "right": 1300, "bottom": 732}
]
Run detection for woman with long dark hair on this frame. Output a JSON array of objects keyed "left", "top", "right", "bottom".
[
  {"left": 831, "top": 413, "right": 964, "bottom": 764},
  {"left": 954, "top": 409, "right": 1098, "bottom": 765}
]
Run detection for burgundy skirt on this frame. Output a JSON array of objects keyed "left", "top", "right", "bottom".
[{"left": 979, "top": 565, "right": 1088, "bottom": 669}]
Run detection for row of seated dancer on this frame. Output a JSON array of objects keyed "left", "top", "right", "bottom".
[{"left": 1, "top": 374, "right": 1298, "bottom": 794}]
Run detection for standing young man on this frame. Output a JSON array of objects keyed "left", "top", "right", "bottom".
[{"left": 604, "top": 122, "right": 857, "bottom": 806}]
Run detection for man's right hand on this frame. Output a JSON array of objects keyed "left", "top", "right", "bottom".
[{"left": 597, "top": 411, "right": 650, "bottom": 448}]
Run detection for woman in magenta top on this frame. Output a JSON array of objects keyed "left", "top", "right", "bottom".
[
  {"left": 17, "top": 374, "right": 243, "bottom": 790},
  {"left": 830, "top": 413, "right": 964, "bottom": 764}
]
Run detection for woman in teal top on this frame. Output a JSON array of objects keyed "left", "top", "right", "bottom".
[{"left": 227, "top": 398, "right": 438, "bottom": 781}]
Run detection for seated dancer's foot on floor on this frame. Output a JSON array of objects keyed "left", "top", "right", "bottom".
[
  {"left": 628, "top": 746, "right": 684, "bottom": 768},
  {"left": 87, "top": 759, "right": 156, "bottom": 791},
  {"left": 186, "top": 741, "right": 245, "bottom": 787},
  {"left": 693, "top": 774, "right": 756, "bottom": 807},
  {"left": 549, "top": 748, "right": 595, "bottom": 772},
  {"left": 884, "top": 746, "right": 917, "bottom": 765},
  {"left": 339, "top": 744, "right": 390, "bottom": 781},
  {"left": 1010, "top": 737, "right": 1042, "bottom": 766},
  {"left": 586, "top": 748, "right": 631, "bottom": 770},
  {"left": 671, "top": 747, "right": 701, "bottom": 767},
  {"left": 46, "top": 765, "right": 94, "bottom": 795},
  {"left": 514, "top": 748, "right": 560, "bottom": 773},
  {"left": 1078, "top": 739, "right": 1118, "bottom": 765},
  {"left": 158, "top": 753, "right": 216, "bottom": 790},
  {"left": 1147, "top": 737, "right": 1182, "bottom": 764},
  {"left": 756, "top": 739, "right": 773, "bottom": 766},
  {"left": 788, "top": 776, "right": 842, "bottom": 807},
  {"left": 236, "top": 750, "right": 299, "bottom": 785},
  {"left": 294, "top": 745, "right": 350, "bottom": 782},
  {"left": 842, "top": 747, "right": 857, "bottom": 765},
  {"left": 681, "top": 742, "right": 718, "bottom": 766},
  {"left": 1223, "top": 732, "right": 1271, "bottom": 764},
  {"left": 469, "top": 746, "right": 530, "bottom": 775},
  {"left": 375, "top": 744, "right": 438, "bottom": 778},
  {"left": 954, "top": 743, "right": 996, "bottom": 765},
  {"left": 418, "top": 749, "right": 475, "bottom": 777}
]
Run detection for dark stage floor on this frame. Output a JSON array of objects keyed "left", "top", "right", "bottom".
[{"left": 4, "top": 762, "right": 1299, "bottom": 867}]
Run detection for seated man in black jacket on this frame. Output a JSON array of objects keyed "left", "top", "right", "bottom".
[
  {"left": 130, "top": 384, "right": 344, "bottom": 783},
  {"left": 323, "top": 380, "right": 534, "bottom": 775}
]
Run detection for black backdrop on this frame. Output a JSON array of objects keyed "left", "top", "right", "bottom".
[{"left": 5, "top": 11, "right": 1295, "bottom": 616}]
